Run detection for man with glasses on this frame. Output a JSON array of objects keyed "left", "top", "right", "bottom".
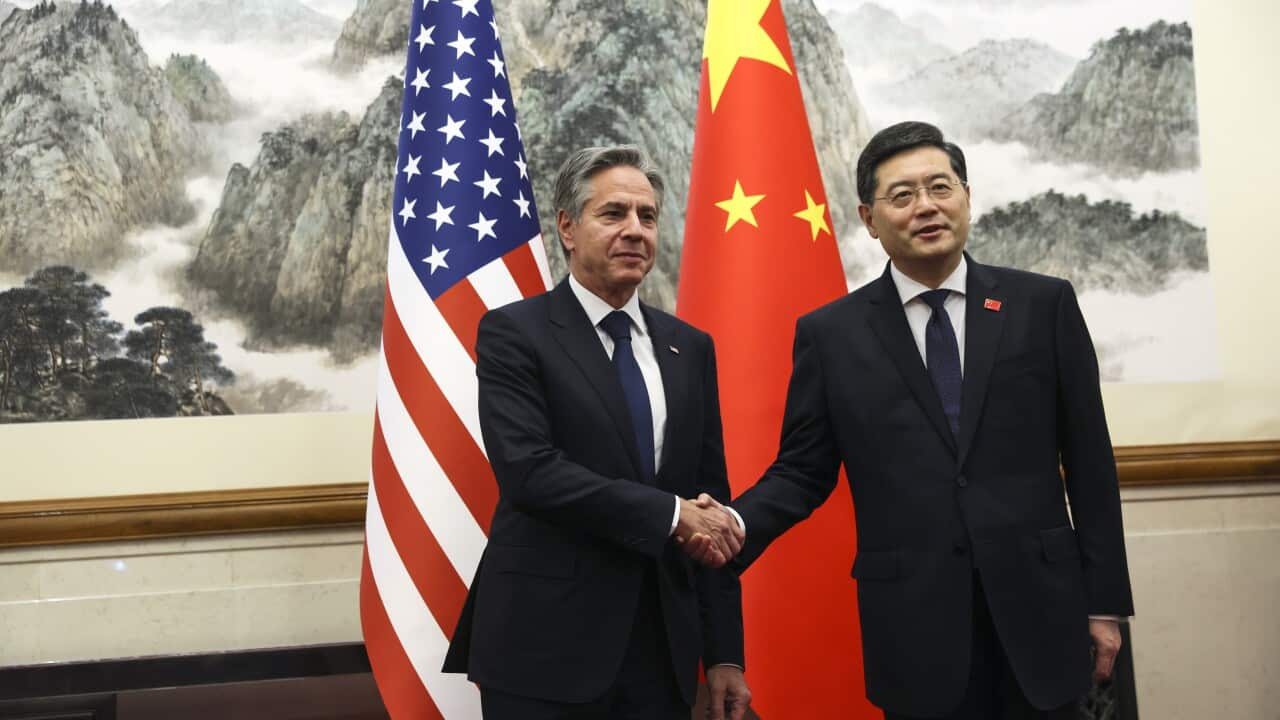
[{"left": 719, "top": 121, "right": 1134, "bottom": 719}]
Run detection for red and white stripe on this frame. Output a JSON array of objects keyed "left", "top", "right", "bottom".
[{"left": 361, "top": 224, "right": 552, "bottom": 718}]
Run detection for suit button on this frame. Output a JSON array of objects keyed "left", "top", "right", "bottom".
[
  {"left": 956, "top": 474, "right": 968, "bottom": 487},
  {"left": 953, "top": 543, "right": 967, "bottom": 556}
]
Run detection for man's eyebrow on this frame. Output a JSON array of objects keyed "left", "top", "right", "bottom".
[
  {"left": 885, "top": 172, "right": 953, "bottom": 191},
  {"left": 594, "top": 200, "right": 659, "bottom": 215}
]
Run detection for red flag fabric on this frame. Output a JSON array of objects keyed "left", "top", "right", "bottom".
[
  {"left": 359, "top": 0, "right": 551, "bottom": 715},
  {"left": 677, "top": 0, "right": 878, "bottom": 716}
]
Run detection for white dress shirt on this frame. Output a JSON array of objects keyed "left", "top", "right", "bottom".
[
  {"left": 567, "top": 275, "right": 682, "bottom": 533},
  {"left": 889, "top": 256, "right": 968, "bottom": 375},
  {"left": 568, "top": 275, "right": 667, "bottom": 467}
]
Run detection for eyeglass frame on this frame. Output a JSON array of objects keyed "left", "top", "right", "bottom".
[{"left": 870, "top": 178, "right": 968, "bottom": 209}]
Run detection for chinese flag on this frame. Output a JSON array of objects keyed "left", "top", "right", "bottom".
[{"left": 677, "top": 0, "right": 877, "bottom": 717}]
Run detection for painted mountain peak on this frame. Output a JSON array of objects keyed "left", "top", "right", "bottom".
[
  {"left": 139, "top": 0, "right": 341, "bottom": 45},
  {"left": 824, "top": 2, "right": 954, "bottom": 79},
  {"left": 878, "top": 37, "right": 1076, "bottom": 139},
  {"left": 991, "top": 20, "right": 1199, "bottom": 176},
  {"left": 969, "top": 189, "right": 1207, "bottom": 294},
  {"left": 0, "top": 0, "right": 223, "bottom": 275}
]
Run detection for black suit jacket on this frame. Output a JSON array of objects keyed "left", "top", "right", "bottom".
[
  {"left": 442, "top": 279, "right": 744, "bottom": 705},
  {"left": 733, "top": 255, "right": 1134, "bottom": 717}
]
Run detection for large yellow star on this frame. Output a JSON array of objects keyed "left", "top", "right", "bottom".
[
  {"left": 703, "top": 0, "right": 791, "bottom": 112},
  {"left": 794, "top": 189, "right": 831, "bottom": 242},
  {"left": 715, "top": 180, "right": 766, "bottom": 231}
]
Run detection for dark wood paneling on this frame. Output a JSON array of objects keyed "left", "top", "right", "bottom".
[
  {"left": 0, "top": 484, "right": 366, "bottom": 548},
  {"left": 1114, "top": 440, "right": 1280, "bottom": 486},
  {"left": 0, "top": 644, "right": 371, "bottom": 701},
  {"left": 0, "top": 645, "right": 382, "bottom": 720},
  {"left": 117, "top": 674, "right": 386, "bottom": 720},
  {"left": 0, "top": 693, "right": 115, "bottom": 720},
  {"left": 1, "top": 441, "right": 1276, "bottom": 548}
]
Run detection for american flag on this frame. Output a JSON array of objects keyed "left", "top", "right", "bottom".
[{"left": 359, "top": 0, "right": 551, "bottom": 716}]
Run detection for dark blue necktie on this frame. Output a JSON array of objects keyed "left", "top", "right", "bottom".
[
  {"left": 921, "top": 289, "right": 962, "bottom": 439},
  {"left": 600, "top": 310, "right": 656, "bottom": 482}
]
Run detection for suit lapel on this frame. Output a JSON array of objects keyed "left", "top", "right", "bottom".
[
  {"left": 866, "top": 266, "right": 957, "bottom": 455},
  {"left": 644, "top": 306, "right": 686, "bottom": 491},
  {"left": 957, "top": 256, "right": 1005, "bottom": 467},
  {"left": 547, "top": 281, "right": 646, "bottom": 481}
]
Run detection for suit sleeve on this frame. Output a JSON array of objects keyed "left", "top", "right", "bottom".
[
  {"left": 1054, "top": 281, "right": 1135, "bottom": 616},
  {"left": 476, "top": 309, "right": 675, "bottom": 559},
  {"left": 692, "top": 337, "right": 745, "bottom": 667},
  {"left": 732, "top": 315, "right": 844, "bottom": 569}
]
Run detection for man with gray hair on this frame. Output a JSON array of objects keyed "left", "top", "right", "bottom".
[{"left": 443, "top": 145, "right": 751, "bottom": 720}]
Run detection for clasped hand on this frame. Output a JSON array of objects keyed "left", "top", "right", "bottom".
[{"left": 675, "top": 493, "right": 744, "bottom": 568}]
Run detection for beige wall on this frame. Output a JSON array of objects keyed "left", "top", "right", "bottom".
[
  {"left": 2, "top": 486, "right": 1275, "bottom": 720},
  {"left": 0, "top": 411, "right": 371, "bottom": 502},
  {"left": 1122, "top": 481, "right": 1280, "bottom": 720},
  {"left": 0, "top": 529, "right": 363, "bottom": 666}
]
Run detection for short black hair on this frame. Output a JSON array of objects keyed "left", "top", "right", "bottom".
[{"left": 856, "top": 121, "right": 967, "bottom": 205}]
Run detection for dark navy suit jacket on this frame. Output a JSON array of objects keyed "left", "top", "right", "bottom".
[
  {"left": 734, "top": 255, "right": 1134, "bottom": 717},
  {"left": 443, "top": 279, "right": 744, "bottom": 705}
]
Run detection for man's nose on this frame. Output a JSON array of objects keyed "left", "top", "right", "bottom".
[
  {"left": 913, "top": 189, "right": 941, "bottom": 215},
  {"left": 620, "top": 210, "right": 645, "bottom": 236}
]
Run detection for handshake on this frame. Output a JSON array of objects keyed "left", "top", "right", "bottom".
[{"left": 675, "top": 493, "right": 744, "bottom": 568}]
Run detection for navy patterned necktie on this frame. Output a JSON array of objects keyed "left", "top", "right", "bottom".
[
  {"left": 599, "top": 310, "right": 656, "bottom": 482},
  {"left": 920, "top": 289, "right": 962, "bottom": 438}
]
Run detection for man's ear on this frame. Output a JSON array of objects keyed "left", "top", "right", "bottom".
[
  {"left": 857, "top": 204, "right": 878, "bottom": 239},
  {"left": 557, "top": 210, "right": 575, "bottom": 254}
]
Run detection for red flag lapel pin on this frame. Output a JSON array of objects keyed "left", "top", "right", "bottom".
[{"left": 984, "top": 298, "right": 1003, "bottom": 312}]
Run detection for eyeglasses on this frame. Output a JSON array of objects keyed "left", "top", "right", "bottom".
[{"left": 874, "top": 180, "right": 967, "bottom": 209}]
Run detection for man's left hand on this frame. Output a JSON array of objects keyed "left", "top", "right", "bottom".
[
  {"left": 1089, "top": 618, "right": 1122, "bottom": 682},
  {"left": 706, "top": 665, "right": 751, "bottom": 720}
]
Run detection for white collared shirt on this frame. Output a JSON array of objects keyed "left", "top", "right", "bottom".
[
  {"left": 568, "top": 274, "right": 667, "bottom": 470},
  {"left": 568, "top": 275, "right": 743, "bottom": 543},
  {"left": 890, "top": 256, "right": 968, "bottom": 375}
]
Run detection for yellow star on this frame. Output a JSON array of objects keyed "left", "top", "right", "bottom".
[
  {"left": 703, "top": 0, "right": 791, "bottom": 112},
  {"left": 715, "top": 181, "right": 767, "bottom": 232},
  {"left": 794, "top": 190, "right": 831, "bottom": 242}
]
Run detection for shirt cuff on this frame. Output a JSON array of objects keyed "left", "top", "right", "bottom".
[
  {"left": 668, "top": 498, "right": 745, "bottom": 536},
  {"left": 1089, "top": 615, "right": 1127, "bottom": 622},
  {"left": 708, "top": 662, "right": 744, "bottom": 671},
  {"left": 725, "top": 506, "right": 745, "bottom": 534}
]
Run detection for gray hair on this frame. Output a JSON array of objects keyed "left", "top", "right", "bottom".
[{"left": 551, "top": 145, "right": 665, "bottom": 255}]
